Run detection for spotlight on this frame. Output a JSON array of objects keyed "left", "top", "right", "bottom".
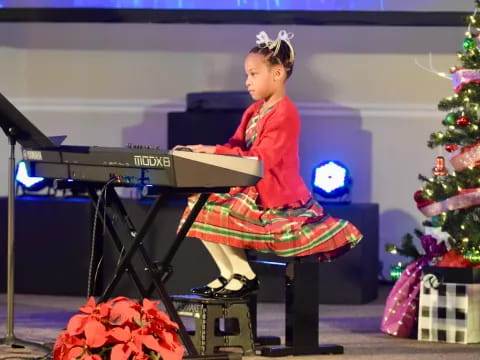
[
  {"left": 16, "top": 160, "right": 48, "bottom": 193},
  {"left": 312, "top": 160, "right": 351, "bottom": 203}
]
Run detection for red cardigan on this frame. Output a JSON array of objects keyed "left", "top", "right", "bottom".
[{"left": 215, "top": 96, "right": 311, "bottom": 208}]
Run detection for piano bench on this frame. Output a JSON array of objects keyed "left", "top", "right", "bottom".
[
  {"left": 247, "top": 257, "right": 344, "bottom": 356},
  {"left": 171, "top": 295, "right": 255, "bottom": 356}
]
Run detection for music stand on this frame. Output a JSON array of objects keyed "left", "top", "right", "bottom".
[{"left": 0, "top": 92, "right": 54, "bottom": 353}]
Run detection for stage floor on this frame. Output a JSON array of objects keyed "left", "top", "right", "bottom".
[{"left": 0, "top": 285, "right": 479, "bottom": 360}]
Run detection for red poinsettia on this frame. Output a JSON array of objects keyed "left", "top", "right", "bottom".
[{"left": 53, "top": 297, "right": 184, "bottom": 360}]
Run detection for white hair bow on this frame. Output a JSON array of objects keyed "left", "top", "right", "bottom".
[{"left": 255, "top": 30, "right": 295, "bottom": 63}]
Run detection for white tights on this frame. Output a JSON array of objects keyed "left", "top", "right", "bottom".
[{"left": 203, "top": 241, "right": 256, "bottom": 290}]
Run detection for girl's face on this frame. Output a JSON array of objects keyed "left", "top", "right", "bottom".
[{"left": 244, "top": 53, "right": 283, "bottom": 101}]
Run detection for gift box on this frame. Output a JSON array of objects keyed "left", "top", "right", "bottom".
[
  {"left": 418, "top": 266, "right": 480, "bottom": 344},
  {"left": 380, "top": 236, "right": 448, "bottom": 338}
]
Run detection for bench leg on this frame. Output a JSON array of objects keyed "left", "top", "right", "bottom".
[{"left": 260, "top": 261, "right": 344, "bottom": 356}]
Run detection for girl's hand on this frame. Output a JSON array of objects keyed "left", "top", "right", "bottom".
[
  {"left": 173, "top": 145, "right": 192, "bottom": 151},
  {"left": 188, "top": 144, "right": 216, "bottom": 154}
]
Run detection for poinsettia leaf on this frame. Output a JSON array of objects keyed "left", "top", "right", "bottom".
[
  {"left": 66, "top": 346, "right": 83, "bottom": 360},
  {"left": 173, "top": 343, "right": 185, "bottom": 359},
  {"left": 128, "top": 340, "right": 140, "bottom": 354},
  {"left": 161, "top": 332, "right": 175, "bottom": 349},
  {"left": 58, "top": 332, "right": 85, "bottom": 349},
  {"left": 157, "top": 341, "right": 185, "bottom": 360},
  {"left": 83, "top": 354, "right": 103, "bottom": 360},
  {"left": 107, "top": 296, "right": 131, "bottom": 306},
  {"left": 53, "top": 333, "right": 75, "bottom": 360},
  {"left": 141, "top": 335, "right": 162, "bottom": 352},
  {"left": 66, "top": 314, "right": 90, "bottom": 335},
  {"left": 133, "top": 334, "right": 143, "bottom": 354},
  {"left": 109, "top": 327, "right": 131, "bottom": 342},
  {"left": 152, "top": 311, "right": 179, "bottom": 329},
  {"left": 84, "top": 320, "right": 108, "bottom": 348},
  {"left": 111, "top": 343, "right": 132, "bottom": 360},
  {"left": 132, "top": 327, "right": 148, "bottom": 337},
  {"left": 142, "top": 298, "right": 160, "bottom": 312},
  {"left": 97, "top": 302, "right": 111, "bottom": 318},
  {"left": 79, "top": 297, "right": 97, "bottom": 314},
  {"left": 110, "top": 301, "right": 141, "bottom": 326},
  {"left": 133, "top": 352, "right": 150, "bottom": 360}
]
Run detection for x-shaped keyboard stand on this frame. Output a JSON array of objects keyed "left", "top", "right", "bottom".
[{"left": 87, "top": 185, "right": 234, "bottom": 359}]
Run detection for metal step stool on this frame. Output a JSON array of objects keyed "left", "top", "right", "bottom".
[{"left": 171, "top": 294, "right": 255, "bottom": 356}]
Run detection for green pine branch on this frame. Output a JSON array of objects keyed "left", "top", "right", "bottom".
[
  {"left": 442, "top": 207, "right": 480, "bottom": 254},
  {"left": 385, "top": 233, "right": 422, "bottom": 261},
  {"left": 458, "top": 49, "right": 480, "bottom": 68},
  {"left": 418, "top": 166, "right": 480, "bottom": 202},
  {"left": 427, "top": 128, "right": 480, "bottom": 148}
]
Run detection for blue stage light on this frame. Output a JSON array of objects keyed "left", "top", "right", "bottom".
[
  {"left": 312, "top": 160, "right": 351, "bottom": 203},
  {"left": 16, "top": 161, "right": 44, "bottom": 189}
]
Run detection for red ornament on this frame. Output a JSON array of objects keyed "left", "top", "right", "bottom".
[
  {"left": 414, "top": 190, "right": 426, "bottom": 203},
  {"left": 445, "top": 144, "right": 459, "bottom": 152},
  {"left": 456, "top": 116, "right": 471, "bottom": 128}
]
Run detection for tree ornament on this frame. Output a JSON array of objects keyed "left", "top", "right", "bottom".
[
  {"left": 389, "top": 262, "right": 405, "bottom": 281},
  {"left": 463, "top": 37, "right": 477, "bottom": 51},
  {"left": 414, "top": 190, "right": 426, "bottom": 203},
  {"left": 432, "top": 156, "right": 448, "bottom": 177},
  {"left": 430, "top": 215, "right": 444, "bottom": 227},
  {"left": 464, "top": 249, "right": 480, "bottom": 264},
  {"left": 443, "top": 113, "right": 457, "bottom": 126},
  {"left": 456, "top": 115, "right": 471, "bottom": 128},
  {"left": 445, "top": 144, "right": 459, "bottom": 153}
]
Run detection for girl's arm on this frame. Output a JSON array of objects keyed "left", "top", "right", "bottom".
[{"left": 215, "top": 110, "right": 296, "bottom": 172}]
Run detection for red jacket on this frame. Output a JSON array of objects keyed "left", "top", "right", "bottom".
[{"left": 215, "top": 96, "right": 311, "bottom": 208}]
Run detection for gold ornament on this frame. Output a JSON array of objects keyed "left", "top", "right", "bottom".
[{"left": 433, "top": 156, "right": 448, "bottom": 177}]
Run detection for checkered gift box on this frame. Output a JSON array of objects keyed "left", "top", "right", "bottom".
[{"left": 418, "top": 270, "right": 480, "bottom": 344}]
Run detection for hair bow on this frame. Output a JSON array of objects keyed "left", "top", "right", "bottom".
[{"left": 255, "top": 30, "right": 295, "bottom": 63}]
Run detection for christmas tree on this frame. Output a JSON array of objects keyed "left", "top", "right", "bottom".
[{"left": 414, "top": 0, "right": 480, "bottom": 265}]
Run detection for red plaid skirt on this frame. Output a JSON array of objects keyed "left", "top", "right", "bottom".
[{"left": 179, "top": 186, "right": 363, "bottom": 261}]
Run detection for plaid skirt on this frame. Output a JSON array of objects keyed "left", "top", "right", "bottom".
[{"left": 179, "top": 186, "right": 363, "bottom": 261}]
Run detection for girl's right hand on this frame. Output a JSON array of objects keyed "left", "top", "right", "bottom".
[{"left": 172, "top": 145, "right": 193, "bottom": 151}]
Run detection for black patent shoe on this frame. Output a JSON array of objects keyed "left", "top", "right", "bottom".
[
  {"left": 190, "top": 276, "right": 229, "bottom": 297},
  {"left": 214, "top": 274, "right": 259, "bottom": 299}
]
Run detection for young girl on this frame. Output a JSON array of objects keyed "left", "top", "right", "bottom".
[{"left": 176, "top": 30, "right": 362, "bottom": 298}]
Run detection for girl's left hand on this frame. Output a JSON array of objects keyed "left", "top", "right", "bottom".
[{"left": 188, "top": 144, "right": 216, "bottom": 154}]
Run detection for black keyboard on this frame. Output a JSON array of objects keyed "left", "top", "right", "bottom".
[{"left": 22, "top": 146, "right": 263, "bottom": 189}]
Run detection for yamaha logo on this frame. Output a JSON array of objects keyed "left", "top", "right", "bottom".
[
  {"left": 133, "top": 155, "right": 171, "bottom": 168},
  {"left": 23, "top": 150, "right": 43, "bottom": 161}
]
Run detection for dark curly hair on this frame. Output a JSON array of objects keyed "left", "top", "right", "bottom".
[{"left": 249, "top": 40, "right": 294, "bottom": 79}]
